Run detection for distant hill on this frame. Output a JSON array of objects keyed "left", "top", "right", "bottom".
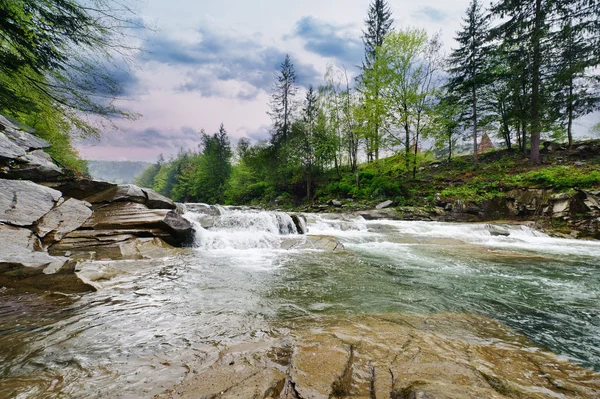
[{"left": 87, "top": 160, "right": 153, "bottom": 184}]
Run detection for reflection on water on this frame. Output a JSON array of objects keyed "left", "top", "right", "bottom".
[{"left": 1, "top": 210, "right": 600, "bottom": 398}]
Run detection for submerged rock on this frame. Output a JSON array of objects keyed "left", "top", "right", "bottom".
[
  {"left": 160, "top": 313, "right": 600, "bottom": 399},
  {"left": 281, "top": 235, "right": 344, "bottom": 251}
]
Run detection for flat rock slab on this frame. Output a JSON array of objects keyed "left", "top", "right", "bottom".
[
  {"left": 161, "top": 313, "right": 600, "bottom": 399},
  {"left": 0, "top": 115, "right": 50, "bottom": 150},
  {"left": 0, "top": 179, "right": 62, "bottom": 226},
  {"left": 281, "top": 235, "right": 344, "bottom": 251},
  {"left": 81, "top": 202, "right": 193, "bottom": 245},
  {"left": 41, "top": 178, "right": 115, "bottom": 201},
  {"left": 0, "top": 132, "right": 26, "bottom": 160},
  {"left": 35, "top": 198, "right": 93, "bottom": 244},
  {"left": 142, "top": 188, "right": 176, "bottom": 210},
  {"left": 2, "top": 149, "right": 62, "bottom": 180},
  {"left": 85, "top": 184, "right": 147, "bottom": 205}
]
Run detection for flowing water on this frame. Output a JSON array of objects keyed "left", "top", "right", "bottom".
[{"left": 1, "top": 206, "right": 600, "bottom": 398}]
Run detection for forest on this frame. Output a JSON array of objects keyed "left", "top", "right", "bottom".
[{"left": 135, "top": 0, "right": 600, "bottom": 206}]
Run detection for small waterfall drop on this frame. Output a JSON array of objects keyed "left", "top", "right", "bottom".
[{"left": 183, "top": 204, "right": 299, "bottom": 250}]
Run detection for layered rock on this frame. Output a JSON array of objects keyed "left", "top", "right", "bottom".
[
  {"left": 0, "top": 115, "right": 193, "bottom": 290},
  {"left": 160, "top": 313, "right": 600, "bottom": 399}
]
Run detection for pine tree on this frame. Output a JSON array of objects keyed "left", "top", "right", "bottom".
[
  {"left": 359, "top": 0, "right": 393, "bottom": 161},
  {"left": 268, "top": 54, "right": 298, "bottom": 147},
  {"left": 550, "top": 4, "right": 600, "bottom": 149},
  {"left": 447, "top": 0, "right": 490, "bottom": 168}
]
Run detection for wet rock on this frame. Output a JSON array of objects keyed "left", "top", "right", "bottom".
[
  {"left": 358, "top": 208, "right": 400, "bottom": 220},
  {"left": 50, "top": 231, "right": 178, "bottom": 260},
  {"left": 290, "top": 213, "right": 308, "bottom": 234},
  {"left": 281, "top": 235, "right": 344, "bottom": 251},
  {"left": 330, "top": 199, "right": 343, "bottom": 207},
  {"left": 376, "top": 200, "right": 394, "bottom": 209},
  {"left": 0, "top": 223, "right": 93, "bottom": 292},
  {"left": 161, "top": 313, "right": 600, "bottom": 399},
  {"left": 142, "top": 188, "right": 176, "bottom": 210},
  {"left": 0, "top": 179, "right": 62, "bottom": 226},
  {"left": 34, "top": 198, "right": 93, "bottom": 244},
  {"left": 85, "top": 184, "right": 146, "bottom": 205},
  {"left": 183, "top": 203, "right": 222, "bottom": 216},
  {"left": 40, "top": 178, "right": 114, "bottom": 201},
  {"left": 485, "top": 225, "right": 511, "bottom": 237},
  {"left": 81, "top": 202, "right": 193, "bottom": 246}
]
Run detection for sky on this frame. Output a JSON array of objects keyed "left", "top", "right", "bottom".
[{"left": 76, "top": 0, "right": 599, "bottom": 162}]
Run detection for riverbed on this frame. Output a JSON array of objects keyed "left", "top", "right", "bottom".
[{"left": 1, "top": 209, "right": 599, "bottom": 398}]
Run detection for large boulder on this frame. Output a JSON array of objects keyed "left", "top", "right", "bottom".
[
  {"left": 2, "top": 149, "right": 62, "bottom": 180},
  {"left": 50, "top": 230, "right": 179, "bottom": 260},
  {"left": 0, "top": 223, "right": 93, "bottom": 292},
  {"left": 84, "top": 184, "right": 177, "bottom": 210},
  {"left": 0, "top": 179, "right": 62, "bottom": 226},
  {"left": 142, "top": 188, "right": 176, "bottom": 210},
  {"left": 34, "top": 198, "right": 93, "bottom": 245},
  {"left": 41, "top": 178, "right": 115, "bottom": 201},
  {"left": 80, "top": 202, "right": 193, "bottom": 245}
]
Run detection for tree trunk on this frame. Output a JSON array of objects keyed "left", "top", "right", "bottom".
[
  {"left": 567, "top": 78, "right": 574, "bottom": 150},
  {"left": 472, "top": 84, "right": 479, "bottom": 168},
  {"left": 530, "top": 0, "right": 543, "bottom": 165}
]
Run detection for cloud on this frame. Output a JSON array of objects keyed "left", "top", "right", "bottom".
[
  {"left": 93, "top": 125, "right": 201, "bottom": 152},
  {"left": 142, "top": 24, "right": 321, "bottom": 99},
  {"left": 412, "top": 6, "right": 447, "bottom": 22},
  {"left": 290, "top": 16, "right": 363, "bottom": 66}
]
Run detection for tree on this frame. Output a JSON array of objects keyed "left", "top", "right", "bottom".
[
  {"left": 359, "top": 0, "right": 393, "bottom": 161},
  {"left": 0, "top": 0, "right": 140, "bottom": 132},
  {"left": 550, "top": 7, "right": 600, "bottom": 149},
  {"left": 373, "top": 28, "right": 440, "bottom": 175},
  {"left": 269, "top": 54, "right": 298, "bottom": 147},
  {"left": 298, "top": 86, "right": 319, "bottom": 199},
  {"left": 431, "top": 93, "right": 466, "bottom": 162},
  {"left": 447, "top": 0, "right": 490, "bottom": 168}
]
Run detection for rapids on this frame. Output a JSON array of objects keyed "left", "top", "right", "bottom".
[{"left": 1, "top": 206, "right": 599, "bottom": 398}]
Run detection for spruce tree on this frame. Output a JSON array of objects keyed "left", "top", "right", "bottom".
[
  {"left": 268, "top": 54, "right": 298, "bottom": 147},
  {"left": 447, "top": 0, "right": 490, "bottom": 168},
  {"left": 359, "top": 0, "right": 393, "bottom": 161}
]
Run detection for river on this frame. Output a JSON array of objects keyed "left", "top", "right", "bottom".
[{"left": 1, "top": 206, "right": 599, "bottom": 398}]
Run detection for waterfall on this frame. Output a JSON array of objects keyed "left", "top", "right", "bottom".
[{"left": 183, "top": 204, "right": 299, "bottom": 250}]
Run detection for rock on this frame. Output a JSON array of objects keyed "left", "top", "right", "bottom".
[
  {"left": 553, "top": 199, "right": 570, "bottom": 216},
  {"left": 0, "top": 223, "right": 93, "bottom": 292},
  {"left": 358, "top": 208, "right": 400, "bottom": 220},
  {"left": 161, "top": 313, "right": 600, "bottom": 399},
  {"left": 80, "top": 202, "right": 193, "bottom": 245},
  {"left": 40, "top": 178, "right": 115, "bottom": 200},
  {"left": 2, "top": 149, "right": 63, "bottom": 180},
  {"left": 34, "top": 198, "right": 93, "bottom": 244},
  {"left": 142, "top": 188, "right": 176, "bottom": 210},
  {"left": 281, "top": 235, "right": 344, "bottom": 251},
  {"left": 376, "top": 200, "right": 394, "bottom": 209},
  {"left": 290, "top": 213, "right": 308, "bottom": 234},
  {"left": 50, "top": 231, "right": 178, "bottom": 260},
  {"left": 0, "top": 116, "right": 50, "bottom": 150},
  {"left": 183, "top": 203, "right": 222, "bottom": 216},
  {"left": 330, "top": 200, "right": 343, "bottom": 207},
  {"left": 486, "top": 225, "right": 511, "bottom": 237},
  {"left": 85, "top": 184, "right": 147, "bottom": 205},
  {"left": 0, "top": 132, "right": 26, "bottom": 160},
  {"left": 0, "top": 179, "right": 62, "bottom": 226},
  {"left": 574, "top": 161, "right": 586, "bottom": 166}
]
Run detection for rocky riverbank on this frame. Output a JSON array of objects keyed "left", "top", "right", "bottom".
[
  {"left": 159, "top": 313, "right": 600, "bottom": 399},
  {"left": 294, "top": 187, "right": 600, "bottom": 240},
  {"left": 0, "top": 116, "right": 193, "bottom": 292}
]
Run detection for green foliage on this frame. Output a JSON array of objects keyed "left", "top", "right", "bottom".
[{"left": 510, "top": 166, "right": 600, "bottom": 190}]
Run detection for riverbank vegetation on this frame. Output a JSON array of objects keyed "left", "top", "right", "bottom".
[
  {"left": 0, "top": 0, "right": 141, "bottom": 171},
  {"left": 136, "top": 0, "right": 600, "bottom": 207}
]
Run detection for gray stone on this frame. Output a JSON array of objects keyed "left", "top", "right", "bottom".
[
  {"left": 81, "top": 202, "right": 193, "bottom": 245},
  {"left": 330, "top": 200, "right": 343, "bottom": 207},
  {"left": 0, "top": 179, "right": 62, "bottom": 226},
  {"left": 553, "top": 199, "right": 570, "bottom": 215},
  {"left": 2, "top": 149, "right": 63, "bottom": 180},
  {"left": 0, "top": 223, "right": 86, "bottom": 291},
  {"left": 281, "top": 235, "right": 344, "bottom": 251},
  {"left": 184, "top": 203, "right": 222, "bottom": 216},
  {"left": 376, "top": 200, "right": 394, "bottom": 209},
  {"left": 85, "top": 184, "right": 147, "bottom": 204},
  {"left": 0, "top": 116, "right": 50, "bottom": 150},
  {"left": 574, "top": 161, "right": 586, "bottom": 167},
  {"left": 35, "top": 198, "right": 93, "bottom": 243},
  {"left": 0, "top": 132, "right": 26, "bottom": 160},
  {"left": 142, "top": 188, "right": 176, "bottom": 210},
  {"left": 41, "top": 178, "right": 115, "bottom": 200},
  {"left": 50, "top": 231, "right": 177, "bottom": 260}
]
